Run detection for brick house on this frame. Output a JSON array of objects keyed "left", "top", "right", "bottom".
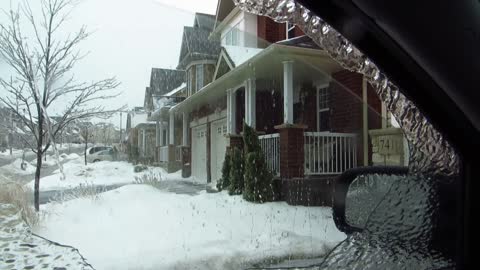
[{"left": 146, "top": 1, "right": 385, "bottom": 206}]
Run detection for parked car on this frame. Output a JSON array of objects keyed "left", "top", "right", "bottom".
[
  {"left": 86, "top": 148, "right": 114, "bottom": 163},
  {"left": 86, "top": 146, "right": 112, "bottom": 156}
]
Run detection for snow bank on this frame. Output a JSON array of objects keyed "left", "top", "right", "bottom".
[
  {"left": 26, "top": 159, "right": 162, "bottom": 191},
  {"left": 36, "top": 185, "right": 346, "bottom": 270},
  {"left": 1, "top": 158, "right": 36, "bottom": 175}
]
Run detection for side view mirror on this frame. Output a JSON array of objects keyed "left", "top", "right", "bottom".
[{"left": 333, "top": 166, "right": 408, "bottom": 234}]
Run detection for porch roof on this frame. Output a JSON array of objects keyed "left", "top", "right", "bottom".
[{"left": 171, "top": 44, "right": 343, "bottom": 114}]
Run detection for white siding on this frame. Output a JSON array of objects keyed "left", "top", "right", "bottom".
[{"left": 221, "top": 11, "right": 258, "bottom": 48}]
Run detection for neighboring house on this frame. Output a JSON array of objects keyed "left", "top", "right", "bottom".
[
  {"left": 125, "top": 107, "right": 150, "bottom": 162},
  {"left": 146, "top": 1, "right": 389, "bottom": 206},
  {"left": 147, "top": 13, "right": 221, "bottom": 171},
  {"left": 0, "top": 105, "right": 33, "bottom": 150}
]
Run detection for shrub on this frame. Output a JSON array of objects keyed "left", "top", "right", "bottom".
[
  {"left": 50, "top": 183, "right": 102, "bottom": 203},
  {"left": 134, "top": 164, "right": 148, "bottom": 173},
  {"left": 134, "top": 169, "right": 163, "bottom": 188},
  {"left": 216, "top": 149, "right": 232, "bottom": 191},
  {"left": 243, "top": 122, "right": 261, "bottom": 153},
  {"left": 242, "top": 123, "right": 274, "bottom": 203},
  {"left": 228, "top": 147, "right": 244, "bottom": 195},
  {"left": 0, "top": 182, "right": 38, "bottom": 227}
]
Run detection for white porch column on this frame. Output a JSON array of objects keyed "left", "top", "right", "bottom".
[
  {"left": 182, "top": 112, "right": 189, "bottom": 146},
  {"left": 155, "top": 120, "right": 160, "bottom": 147},
  {"left": 159, "top": 121, "right": 164, "bottom": 146},
  {"left": 227, "top": 88, "right": 236, "bottom": 134},
  {"left": 283, "top": 60, "right": 294, "bottom": 124},
  {"left": 169, "top": 112, "right": 175, "bottom": 145},
  {"left": 245, "top": 78, "right": 256, "bottom": 128}
]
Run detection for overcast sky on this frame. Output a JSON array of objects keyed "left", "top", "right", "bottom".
[{"left": 0, "top": 0, "right": 218, "bottom": 127}]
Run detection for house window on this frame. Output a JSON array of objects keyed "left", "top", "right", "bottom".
[
  {"left": 286, "top": 22, "right": 295, "bottom": 39},
  {"left": 223, "top": 22, "right": 240, "bottom": 46},
  {"left": 196, "top": 64, "right": 204, "bottom": 91},
  {"left": 189, "top": 67, "right": 195, "bottom": 95},
  {"left": 317, "top": 87, "right": 330, "bottom": 131}
]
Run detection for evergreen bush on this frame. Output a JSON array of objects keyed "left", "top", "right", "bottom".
[
  {"left": 228, "top": 147, "right": 244, "bottom": 195},
  {"left": 242, "top": 123, "right": 274, "bottom": 203},
  {"left": 216, "top": 149, "right": 232, "bottom": 191}
]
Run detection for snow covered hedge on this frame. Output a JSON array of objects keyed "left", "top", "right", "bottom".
[{"left": 218, "top": 123, "right": 275, "bottom": 203}]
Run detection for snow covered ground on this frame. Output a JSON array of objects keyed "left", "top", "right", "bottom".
[
  {"left": 26, "top": 156, "right": 161, "bottom": 191},
  {"left": 0, "top": 158, "right": 37, "bottom": 175},
  {"left": 35, "top": 184, "right": 345, "bottom": 270}
]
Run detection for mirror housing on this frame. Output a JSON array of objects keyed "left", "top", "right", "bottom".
[{"left": 333, "top": 166, "right": 408, "bottom": 234}]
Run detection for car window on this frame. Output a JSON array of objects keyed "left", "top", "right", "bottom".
[{"left": 0, "top": 0, "right": 460, "bottom": 269}]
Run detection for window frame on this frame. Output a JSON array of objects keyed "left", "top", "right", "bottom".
[
  {"left": 196, "top": 64, "right": 204, "bottom": 91},
  {"left": 286, "top": 22, "right": 296, "bottom": 39},
  {"left": 316, "top": 85, "right": 330, "bottom": 132}
]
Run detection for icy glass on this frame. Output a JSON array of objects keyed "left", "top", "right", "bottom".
[
  {"left": 0, "top": 0, "right": 460, "bottom": 269},
  {"left": 345, "top": 174, "right": 395, "bottom": 229}
]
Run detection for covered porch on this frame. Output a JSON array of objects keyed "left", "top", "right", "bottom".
[
  {"left": 172, "top": 42, "right": 372, "bottom": 185},
  {"left": 149, "top": 104, "right": 185, "bottom": 172}
]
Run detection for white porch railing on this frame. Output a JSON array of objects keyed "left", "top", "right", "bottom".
[
  {"left": 159, "top": 146, "right": 169, "bottom": 163},
  {"left": 175, "top": 146, "right": 182, "bottom": 162},
  {"left": 258, "top": 133, "right": 280, "bottom": 176},
  {"left": 304, "top": 132, "right": 357, "bottom": 175}
]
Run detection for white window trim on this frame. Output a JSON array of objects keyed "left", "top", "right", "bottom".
[
  {"left": 222, "top": 21, "right": 241, "bottom": 46},
  {"left": 286, "top": 22, "right": 295, "bottom": 39},
  {"left": 316, "top": 85, "right": 330, "bottom": 132}
]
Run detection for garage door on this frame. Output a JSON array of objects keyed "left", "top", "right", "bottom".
[
  {"left": 192, "top": 125, "right": 207, "bottom": 182},
  {"left": 210, "top": 119, "right": 228, "bottom": 186}
]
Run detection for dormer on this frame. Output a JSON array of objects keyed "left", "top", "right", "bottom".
[
  {"left": 177, "top": 13, "right": 221, "bottom": 97},
  {"left": 211, "top": 0, "right": 305, "bottom": 48}
]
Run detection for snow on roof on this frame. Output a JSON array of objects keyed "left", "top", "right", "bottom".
[
  {"left": 223, "top": 46, "right": 263, "bottom": 67},
  {"left": 130, "top": 112, "right": 148, "bottom": 128},
  {"left": 165, "top": 83, "right": 186, "bottom": 97}
]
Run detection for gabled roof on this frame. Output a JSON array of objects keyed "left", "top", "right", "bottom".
[
  {"left": 213, "top": 0, "right": 236, "bottom": 32},
  {"left": 223, "top": 46, "right": 263, "bottom": 67},
  {"left": 213, "top": 46, "right": 263, "bottom": 80},
  {"left": 177, "top": 15, "right": 221, "bottom": 69},
  {"left": 149, "top": 68, "right": 185, "bottom": 95},
  {"left": 194, "top": 13, "right": 216, "bottom": 31}
]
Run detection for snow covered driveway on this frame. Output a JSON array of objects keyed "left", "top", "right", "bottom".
[{"left": 34, "top": 178, "right": 346, "bottom": 269}]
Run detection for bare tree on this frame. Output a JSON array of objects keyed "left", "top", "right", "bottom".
[
  {"left": 0, "top": 0, "right": 124, "bottom": 211},
  {"left": 78, "top": 121, "right": 92, "bottom": 166}
]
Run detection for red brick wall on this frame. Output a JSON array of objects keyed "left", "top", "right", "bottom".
[
  {"left": 295, "top": 84, "right": 317, "bottom": 132},
  {"left": 293, "top": 26, "right": 304, "bottom": 37},
  {"left": 330, "top": 70, "right": 364, "bottom": 133},
  {"left": 256, "top": 90, "right": 283, "bottom": 134},
  {"left": 367, "top": 83, "right": 382, "bottom": 130},
  {"left": 257, "top": 16, "right": 286, "bottom": 46},
  {"left": 278, "top": 127, "right": 305, "bottom": 179},
  {"left": 330, "top": 70, "right": 364, "bottom": 164},
  {"left": 330, "top": 70, "right": 383, "bottom": 165},
  {"left": 235, "top": 88, "right": 283, "bottom": 134}
]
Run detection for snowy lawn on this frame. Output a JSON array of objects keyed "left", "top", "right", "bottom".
[
  {"left": 26, "top": 156, "right": 162, "bottom": 191},
  {"left": 35, "top": 183, "right": 345, "bottom": 270},
  {"left": 1, "top": 158, "right": 37, "bottom": 175}
]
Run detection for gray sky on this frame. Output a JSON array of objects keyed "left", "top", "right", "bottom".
[{"left": 0, "top": 0, "right": 218, "bottom": 127}]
